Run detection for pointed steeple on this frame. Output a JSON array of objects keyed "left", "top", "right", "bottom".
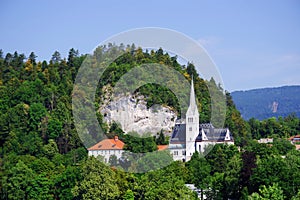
[
  {"left": 185, "top": 77, "right": 199, "bottom": 161},
  {"left": 188, "top": 77, "right": 197, "bottom": 113}
]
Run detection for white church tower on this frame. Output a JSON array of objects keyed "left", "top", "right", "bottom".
[{"left": 185, "top": 78, "right": 199, "bottom": 161}]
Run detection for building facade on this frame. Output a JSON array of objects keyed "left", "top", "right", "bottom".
[
  {"left": 88, "top": 136, "right": 169, "bottom": 163},
  {"left": 169, "top": 79, "right": 234, "bottom": 161},
  {"left": 88, "top": 136, "right": 125, "bottom": 163},
  {"left": 289, "top": 135, "right": 300, "bottom": 150}
]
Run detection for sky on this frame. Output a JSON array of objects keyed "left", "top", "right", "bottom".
[{"left": 1, "top": 0, "right": 299, "bottom": 92}]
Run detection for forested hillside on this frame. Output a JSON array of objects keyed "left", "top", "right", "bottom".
[
  {"left": 232, "top": 86, "right": 300, "bottom": 120},
  {"left": 0, "top": 46, "right": 300, "bottom": 199}
]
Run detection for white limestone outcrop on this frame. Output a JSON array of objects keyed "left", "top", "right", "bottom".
[{"left": 100, "top": 95, "right": 177, "bottom": 135}]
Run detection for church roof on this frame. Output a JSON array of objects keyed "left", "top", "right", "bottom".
[
  {"left": 200, "top": 123, "right": 214, "bottom": 129},
  {"left": 196, "top": 128, "right": 233, "bottom": 142},
  {"left": 169, "top": 123, "right": 233, "bottom": 144},
  {"left": 170, "top": 123, "right": 186, "bottom": 144}
]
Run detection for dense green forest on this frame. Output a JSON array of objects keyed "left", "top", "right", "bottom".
[
  {"left": 0, "top": 45, "right": 300, "bottom": 199},
  {"left": 232, "top": 86, "right": 300, "bottom": 120}
]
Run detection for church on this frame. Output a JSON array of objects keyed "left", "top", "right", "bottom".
[
  {"left": 88, "top": 79, "right": 234, "bottom": 163},
  {"left": 168, "top": 79, "right": 234, "bottom": 162}
]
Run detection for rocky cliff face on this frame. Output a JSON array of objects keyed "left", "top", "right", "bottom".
[
  {"left": 100, "top": 95, "right": 177, "bottom": 134},
  {"left": 100, "top": 95, "right": 177, "bottom": 135}
]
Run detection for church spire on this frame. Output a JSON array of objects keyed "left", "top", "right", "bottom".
[
  {"left": 185, "top": 76, "right": 199, "bottom": 161},
  {"left": 189, "top": 77, "right": 197, "bottom": 113}
]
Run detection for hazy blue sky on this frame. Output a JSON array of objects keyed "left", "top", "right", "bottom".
[{"left": 1, "top": 0, "right": 299, "bottom": 91}]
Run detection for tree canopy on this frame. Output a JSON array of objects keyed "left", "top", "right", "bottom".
[{"left": 0, "top": 45, "right": 299, "bottom": 199}]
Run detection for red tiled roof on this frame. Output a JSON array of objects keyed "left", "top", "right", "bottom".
[
  {"left": 289, "top": 135, "right": 300, "bottom": 140},
  {"left": 88, "top": 139, "right": 124, "bottom": 150},
  {"left": 295, "top": 145, "right": 300, "bottom": 150},
  {"left": 157, "top": 145, "right": 169, "bottom": 151}
]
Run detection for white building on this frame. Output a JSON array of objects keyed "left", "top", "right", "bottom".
[
  {"left": 257, "top": 138, "right": 273, "bottom": 144},
  {"left": 169, "top": 79, "right": 234, "bottom": 162},
  {"left": 88, "top": 79, "right": 234, "bottom": 163},
  {"left": 88, "top": 136, "right": 124, "bottom": 163},
  {"left": 88, "top": 135, "right": 169, "bottom": 163}
]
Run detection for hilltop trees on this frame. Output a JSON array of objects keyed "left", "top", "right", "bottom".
[
  {"left": 0, "top": 49, "right": 86, "bottom": 199},
  {"left": 0, "top": 45, "right": 299, "bottom": 199}
]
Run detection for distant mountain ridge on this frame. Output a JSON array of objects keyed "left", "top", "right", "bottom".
[{"left": 231, "top": 86, "right": 300, "bottom": 120}]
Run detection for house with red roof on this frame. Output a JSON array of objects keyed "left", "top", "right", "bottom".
[
  {"left": 88, "top": 136, "right": 170, "bottom": 163},
  {"left": 289, "top": 135, "right": 300, "bottom": 150},
  {"left": 88, "top": 136, "right": 125, "bottom": 163}
]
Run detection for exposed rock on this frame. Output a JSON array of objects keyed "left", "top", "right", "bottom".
[
  {"left": 100, "top": 95, "right": 177, "bottom": 136},
  {"left": 271, "top": 101, "right": 279, "bottom": 113}
]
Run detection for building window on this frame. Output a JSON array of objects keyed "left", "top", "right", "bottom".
[
  {"left": 188, "top": 117, "right": 193, "bottom": 123},
  {"left": 189, "top": 127, "right": 192, "bottom": 131},
  {"left": 182, "top": 150, "right": 186, "bottom": 155},
  {"left": 174, "top": 151, "right": 178, "bottom": 156},
  {"left": 198, "top": 145, "right": 201, "bottom": 152}
]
